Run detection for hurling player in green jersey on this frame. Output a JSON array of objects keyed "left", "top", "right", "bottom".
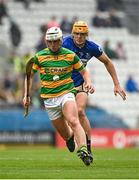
[{"left": 23, "top": 27, "right": 95, "bottom": 166}]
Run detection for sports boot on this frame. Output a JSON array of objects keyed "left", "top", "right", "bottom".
[
  {"left": 77, "top": 145, "right": 91, "bottom": 166},
  {"left": 88, "top": 151, "right": 93, "bottom": 163}
]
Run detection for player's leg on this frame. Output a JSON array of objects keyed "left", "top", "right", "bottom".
[
  {"left": 45, "top": 104, "right": 75, "bottom": 152},
  {"left": 52, "top": 117, "right": 73, "bottom": 140},
  {"left": 63, "top": 100, "right": 86, "bottom": 147},
  {"left": 76, "top": 92, "right": 92, "bottom": 152},
  {"left": 62, "top": 96, "right": 91, "bottom": 165},
  {"left": 44, "top": 97, "right": 75, "bottom": 152},
  {"left": 44, "top": 93, "right": 91, "bottom": 165},
  {"left": 52, "top": 117, "right": 75, "bottom": 152},
  {"left": 75, "top": 85, "right": 93, "bottom": 163}
]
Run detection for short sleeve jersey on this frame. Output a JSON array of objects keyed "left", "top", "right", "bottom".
[
  {"left": 32, "top": 47, "right": 84, "bottom": 98},
  {"left": 62, "top": 35, "right": 103, "bottom": 86}
]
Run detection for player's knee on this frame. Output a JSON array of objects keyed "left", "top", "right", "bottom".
[
  {"left": 68, "top": 117, "right": 79, "bottom": 129},
  {"left": 78, "top": 108, "right": 86, "bottom": 118}
]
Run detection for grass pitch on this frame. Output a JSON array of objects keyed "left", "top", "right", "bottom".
[{"left": 0, "top": 145, "right": 138, "bottom": 179}]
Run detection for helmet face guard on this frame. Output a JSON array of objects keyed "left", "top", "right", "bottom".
[
  {"left": 45, "top": 27, "right": 63, "bottom": 41},
  {"left": 72, "top": 21, "right": 89, "bottom": 34}
]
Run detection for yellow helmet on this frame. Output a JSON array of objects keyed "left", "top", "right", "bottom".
[{"left": 72, "top": 21, "right": 89, "bottom": 34}]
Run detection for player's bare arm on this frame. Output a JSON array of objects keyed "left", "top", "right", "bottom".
[
  {"left": 98, "top": 52, "right": 126, "bottom": 100},
  {"left": 80, "top": 69, "right": 95, "bottom": 94}
]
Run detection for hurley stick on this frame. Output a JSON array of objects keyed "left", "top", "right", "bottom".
[{"left": 24, "top": 58, "right": 34, "bottom": 117}]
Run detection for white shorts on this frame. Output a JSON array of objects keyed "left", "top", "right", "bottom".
[{"left": 44, "top": 93, "right": 75, "bottom": 121}]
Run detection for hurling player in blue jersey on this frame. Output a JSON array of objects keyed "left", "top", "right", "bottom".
[{"left": 62, "top": 21, "right": 126, "bottom": 163}]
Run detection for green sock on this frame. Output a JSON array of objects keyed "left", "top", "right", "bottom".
[{"left": 78, "top": 145, "right": 88, "bottom": 153}]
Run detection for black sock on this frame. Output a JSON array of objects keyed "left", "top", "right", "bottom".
[{"left": 86, "top": 134, "right": 92, "bottom": 153}]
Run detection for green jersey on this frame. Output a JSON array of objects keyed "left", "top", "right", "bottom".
[{"left": 32, "top": 47, "right": 85, "bottom": 98}]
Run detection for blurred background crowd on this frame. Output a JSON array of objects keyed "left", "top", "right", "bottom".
[{"left": 0, "top": 0, "right": 139, "bottom": 135}]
